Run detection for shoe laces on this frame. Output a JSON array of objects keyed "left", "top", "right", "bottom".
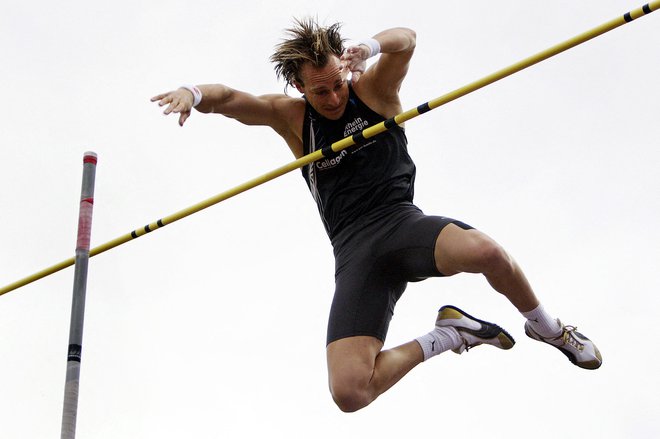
[
  {"left": 561, "top": 325, "right": 584, "bottom": 352},
  {"left": 455, "top": 337, "right": 480, "bottom": 354}
]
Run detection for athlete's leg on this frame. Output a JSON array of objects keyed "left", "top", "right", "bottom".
[
  {"left": 326, "top": 335, "right": 423, "bottom": 412},
  {"left": 434, "top": 223, "right": 539, "bottom": 312},
  {"left": 326, "top": 313, "right": 515, "bottom": 412},
  {"left": 434, "top": 223, "right": 602, "bottom": 369}
]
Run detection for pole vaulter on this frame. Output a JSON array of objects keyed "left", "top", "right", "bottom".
[{"left": 1, "top": 1, "right": 658, "bottom": 297}]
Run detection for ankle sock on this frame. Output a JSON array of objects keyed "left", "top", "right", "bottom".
[
  {"left": 415, "top": 326, "right": 462, "bottom": 361},
  {"left": 522, "top": 304, "right": 562, "bottom": 338}
]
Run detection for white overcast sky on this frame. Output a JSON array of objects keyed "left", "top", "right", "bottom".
[{"left": 1, "top": 1, "right": 659, "bottom": 438}]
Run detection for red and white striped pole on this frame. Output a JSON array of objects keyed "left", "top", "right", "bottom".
[{"left": 61, "top": 152, "right": 97, "bottom": 439}]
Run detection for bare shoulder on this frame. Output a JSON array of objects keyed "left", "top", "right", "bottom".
[
  {"left": 351, "top": 77, "right": 403, "bottom": 120},
  {"left": 230, "top": 92, "right": 304, "bottom": 139},
  {"left": 264, "top": 94, "right": 306, "bottom": 158},
  {"left": 268, "top": 94, "right": 305, "bottom": 120}
]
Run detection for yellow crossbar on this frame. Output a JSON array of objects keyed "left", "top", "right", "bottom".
[{"left": 1, "top": 1, "right": 657, "bottom": 297}]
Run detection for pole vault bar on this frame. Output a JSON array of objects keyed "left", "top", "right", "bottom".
[{"left": 0, "top": 1, "right": 658, "bottom": 297}]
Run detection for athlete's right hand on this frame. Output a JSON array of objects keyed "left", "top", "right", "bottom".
[{"left": 150, "top": 88, "right": 194, "bottom": 126}]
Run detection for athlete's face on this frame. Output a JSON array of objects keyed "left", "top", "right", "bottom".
[{"left": 296, "top": 55, "right": 349, "bottom": 120}]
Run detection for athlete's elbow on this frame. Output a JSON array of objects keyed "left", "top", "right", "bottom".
[{"left": 400, "top": 27, "right": 416, "bottom": 50}]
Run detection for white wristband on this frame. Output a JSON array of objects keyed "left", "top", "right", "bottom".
[
  {"left": 180, "top": 84, "right": 202, "bottom": 107},
  {"left": 359, "top": 38, "right": 381, "bottom": 58}
]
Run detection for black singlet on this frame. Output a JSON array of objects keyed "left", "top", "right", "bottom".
[
  {"left": 301, "top": 83, "right": 474, "bottom": 344},
  {"left": 301, "top": 83, "right": 416, "bottom": 241}
]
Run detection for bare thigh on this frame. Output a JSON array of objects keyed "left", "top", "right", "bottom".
[{"left": 434, "top": 223, "right": 506, "bottom": 276}]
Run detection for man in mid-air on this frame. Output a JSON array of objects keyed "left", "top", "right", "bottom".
[{"left": 152, "top": 18, "right": 601, "bottom": 412}]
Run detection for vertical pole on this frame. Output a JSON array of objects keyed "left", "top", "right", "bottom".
[{"left": 61, "top": 152, "right": 98, "bottom": 439}]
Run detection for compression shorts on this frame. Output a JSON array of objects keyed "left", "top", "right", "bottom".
[{"left": 326, "top": 202, "right": 473, "bottom": 345}]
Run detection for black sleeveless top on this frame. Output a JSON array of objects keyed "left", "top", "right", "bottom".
[{"left": 301, "top": 83, "right": 416, "bottom": 240}]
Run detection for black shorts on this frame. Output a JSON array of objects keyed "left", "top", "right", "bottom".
[{"left": 326, "top": 203, "right": 472, "bottom": 345}]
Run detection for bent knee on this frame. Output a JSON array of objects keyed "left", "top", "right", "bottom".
[
  {"left": 330, "top": 382, "right": 371, "bottom": 413},
  {"left": 436, "top": 225, "right": 514, "bottom": 275},
  {"left": 473, "top": 238, "right": 513, "bottom": 274},
  {"left": 326, "top": 336, "right": 382, "bottom": 412},
  {"left": 475, "top": 237, "right": 509, "bottom": 264}
]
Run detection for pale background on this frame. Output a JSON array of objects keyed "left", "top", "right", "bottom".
[{"left": 1, "top": 1, "right": 659, "bottom": 438}]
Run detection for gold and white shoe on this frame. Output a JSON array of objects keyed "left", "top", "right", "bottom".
[
  {"left": 436, "top": 305, "right": 515, "bottom": 354},
  {"left": 525, "top": 319, "right": 602, "bottom": 370}
]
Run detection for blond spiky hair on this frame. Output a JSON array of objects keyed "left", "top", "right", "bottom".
[{"left": 270, "top": 17, "right": 345, "bottom": 88}]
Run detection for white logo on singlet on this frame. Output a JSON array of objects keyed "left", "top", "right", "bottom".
[
  {"left": 343, "top": 117, "right": 369, "bottom": 137},
  {"left": 315, "top": 149, "right": 348, "bottom": 170}
]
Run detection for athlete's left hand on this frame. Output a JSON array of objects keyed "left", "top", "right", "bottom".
[{"left": 340, "top": 44, "right": 370, "bottom": 83}]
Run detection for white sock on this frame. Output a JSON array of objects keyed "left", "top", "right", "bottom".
[
  {"left": 415, "top": 326, "right": 463, "bottom": 361},
  {"left": 522, "top": 304, "right": 562, "bottom": 338}
]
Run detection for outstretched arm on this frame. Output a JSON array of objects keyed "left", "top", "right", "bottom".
[
  {"left": 151, "top": 84, "right": 305, "bottom": 156},
  {"left": 151, "top": 85, "right": 297, "bottom": 127}
]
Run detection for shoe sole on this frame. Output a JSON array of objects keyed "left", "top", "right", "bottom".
[{"left": 438, "top": 305, "right": 515, "bottom": 350}]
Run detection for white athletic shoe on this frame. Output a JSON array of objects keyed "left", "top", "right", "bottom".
[
  {"left": 436, "top": 305, "right": 515, "bottom": 354},
  {"left": 525, "top": 319, "right": 602, "bottom": 370}
]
